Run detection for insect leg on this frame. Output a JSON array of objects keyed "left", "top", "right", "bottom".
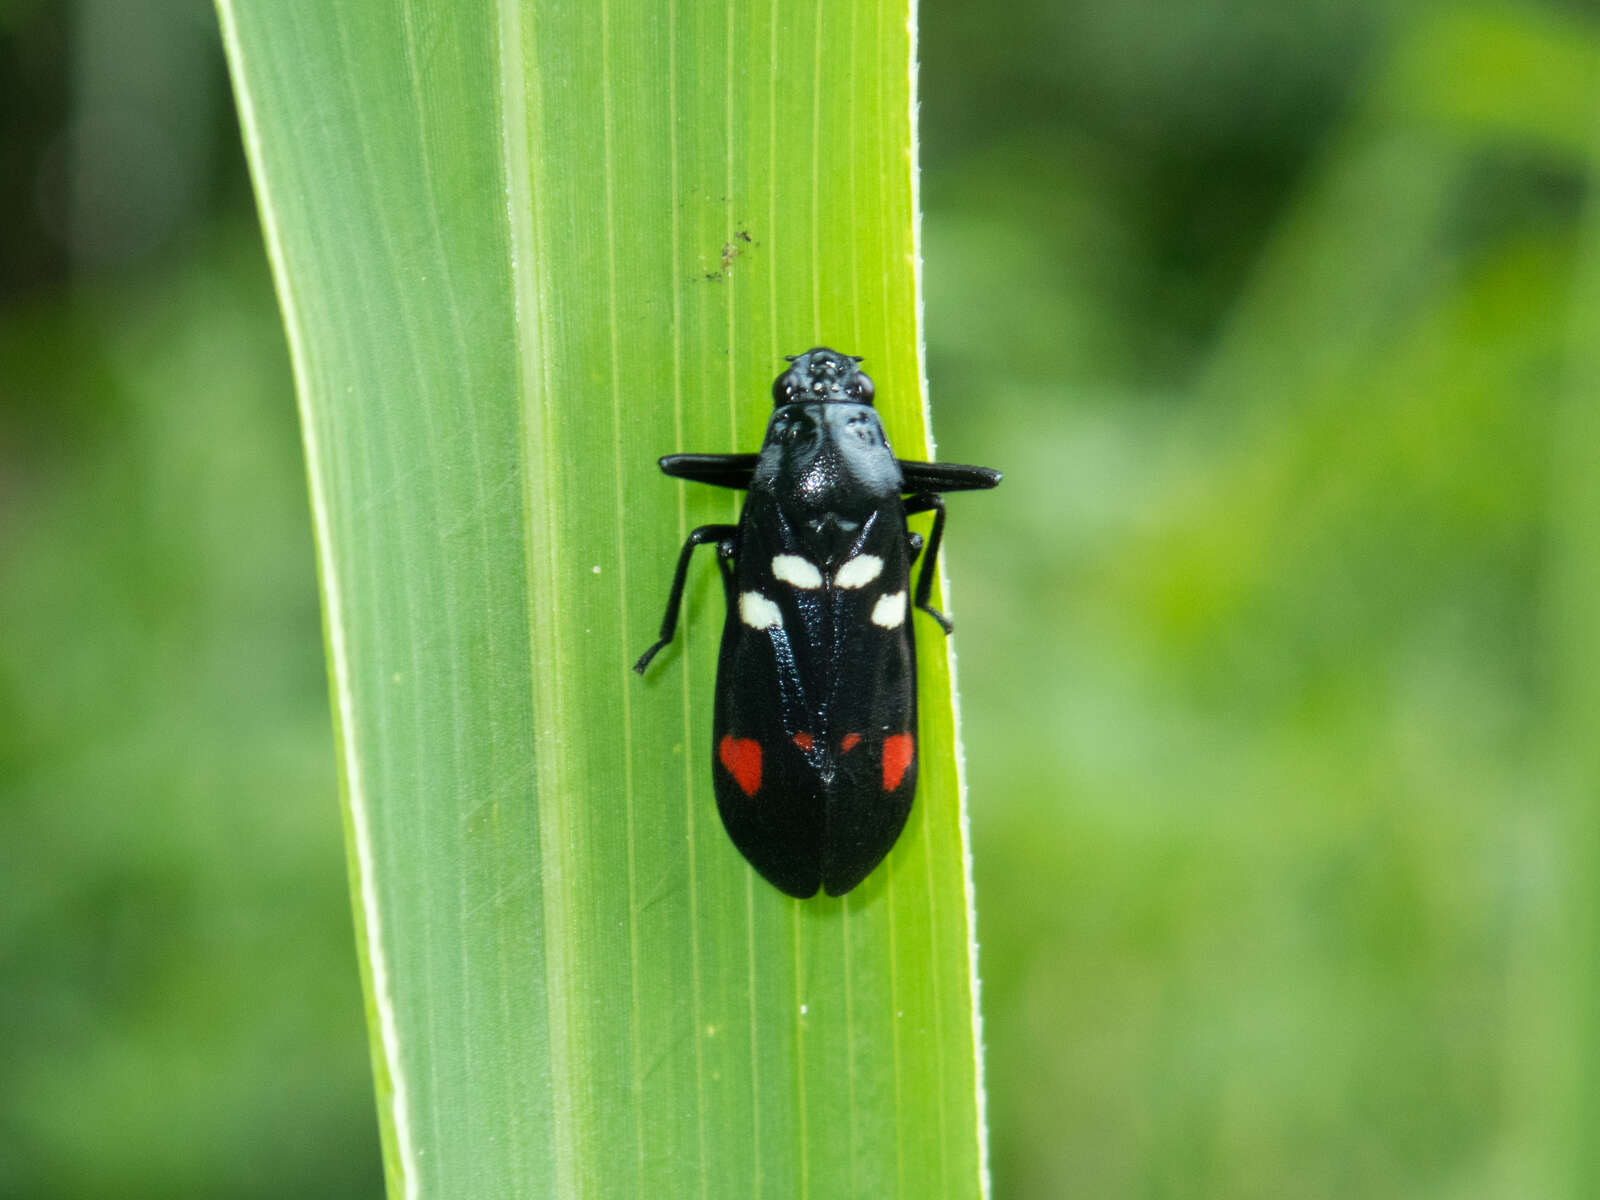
[
  {"left": 658, "top": 453, "right": 758, "bottom": 490},
  {"left": 897, "top": 459, "right": 1001, "bottom": 494},
  {"left": 633, "top": 523, "right": 740, "bottom": 673},
  {"left": 904, "top": 492, "right": 954, "bottom": 635}
]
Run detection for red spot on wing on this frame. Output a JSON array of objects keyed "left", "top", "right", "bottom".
[
  {"left": 881, "top": 733, "right": 914, "bottom": 791},
  {"left": 792, "top": 732, "right": 814, "bottom": 751},
  {"left": 718, "top": 735, "right": 762, "bottom": 796},
  {"left": 840, "top": 732, "right": 862, "bottom": 754}
]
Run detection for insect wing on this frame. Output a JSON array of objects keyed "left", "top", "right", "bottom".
[{"left": 711, "top": 493, "right": 918, "bottom": 897}]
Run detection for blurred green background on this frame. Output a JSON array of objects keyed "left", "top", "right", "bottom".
[{"left": 4, "top": 0, "right": 1597, "bottom": 1196}]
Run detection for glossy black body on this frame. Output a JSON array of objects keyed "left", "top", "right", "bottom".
[{"left": 634, "top": 349, "right": 1000, "bottom": 897}]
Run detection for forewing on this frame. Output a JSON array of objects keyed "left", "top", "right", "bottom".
[
  {"left": 711, "top": 494, "right": 918, "bottom": 897},
  {"left": 812, "top": 507, "right": 918, "bottom": 896},
  {"left": 711, "top": 497, "right": 825, "bottom": 897}
]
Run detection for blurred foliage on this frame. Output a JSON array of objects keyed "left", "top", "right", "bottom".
[
  {"left": 924, "top": 3, "right": 1598, "bottom": 1196},
  {"left": 0, "top": 228, "right": 380, "bottom": 1196},
  {"left": 2, "top": 0, "right": 1597, "bottom": 1196}
]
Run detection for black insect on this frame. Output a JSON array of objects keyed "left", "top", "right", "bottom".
[{"left": 634, "top": 348, "right": 1000, "bottom": 897}]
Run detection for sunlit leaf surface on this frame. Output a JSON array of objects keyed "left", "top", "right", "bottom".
[{"left": 217, "top": 0, "right": 987, "bottom": 1194}]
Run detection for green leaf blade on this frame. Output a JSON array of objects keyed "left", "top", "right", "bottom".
[{"left": 219, "top": 0, "right": 987, "bottom": 1195}]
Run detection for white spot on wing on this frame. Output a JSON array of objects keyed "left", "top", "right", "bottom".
[
  {"left": 834, "top": 554, "right": 884, "bottom": 589},
  {"left": 771, "top": 554, "right": 822, "bottom": 588},
  {"left": 740, "top": 590, "right": 783, "bottom": 629},
  {"left": 871, "top": 590, "right": 907, "bottom": 628}
]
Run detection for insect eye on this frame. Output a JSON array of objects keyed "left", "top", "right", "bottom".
[{"left": 853, "top": 374, "right": 874, "bottom": 403}]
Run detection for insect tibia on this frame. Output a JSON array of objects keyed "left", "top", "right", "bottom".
[{"left": 918, "top": 601, "right": 955, "bottom": 636}]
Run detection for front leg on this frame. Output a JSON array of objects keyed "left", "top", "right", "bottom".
[
  {"left": 658, "top": 453, "right": 758, "bottom": 491},
  {"left": 633, "top": 524, "right": 740, "bottom": 673},
  {"left": 897, "top": 459, "right": 1002, "bottom": 494}
]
